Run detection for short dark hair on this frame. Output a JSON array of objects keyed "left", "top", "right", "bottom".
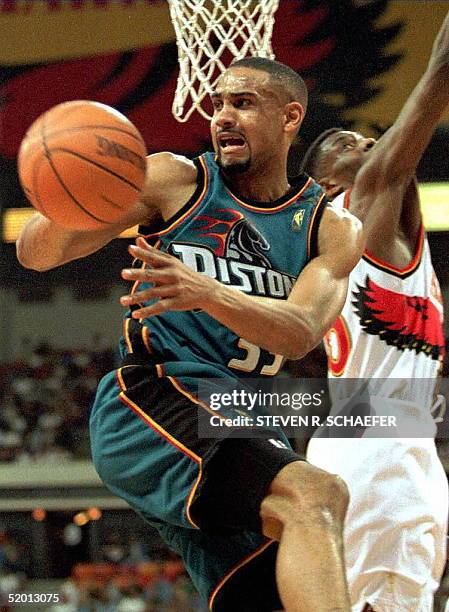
[
  {"left": 230, "top": 56, "right": 308, "bottom": 111},
  {"left": 301, "top": 127, "right": 343, "bottom": 177}
]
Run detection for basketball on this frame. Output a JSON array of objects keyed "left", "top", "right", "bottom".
[{"left": 17, "top": 100, "right": 147, "bottom": 231}]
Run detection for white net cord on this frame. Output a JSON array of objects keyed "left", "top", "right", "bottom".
[{"left": 167, "top": 0, "right": 280, "bottom": 122}]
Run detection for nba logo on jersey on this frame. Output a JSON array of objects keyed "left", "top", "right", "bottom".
[{"left": 291, "top": 209, "right": 305, "bottom": 232}]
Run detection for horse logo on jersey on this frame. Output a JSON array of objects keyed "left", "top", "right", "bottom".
[
  {"left": 194, "top": 209, "right": 271, "bottom": 267},
  {"left": 353, "top": 276, "right": 445, "bottom": 361},
  {"left": 226, "top": 219, "right": 271, "bottom": 268}
]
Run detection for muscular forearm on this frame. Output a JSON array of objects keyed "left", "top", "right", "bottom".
[
  {"left": 204, "top": 282, "right": 314, "bottom": 359},
  {"left": 202, "top": 226, "right": 357, "bottom": 359},
  {"left": 16, "top": 198, "right": 153, "bottom": 271},
  {"left": 16, "top": 213, "right": 118, "bottom": 271}
]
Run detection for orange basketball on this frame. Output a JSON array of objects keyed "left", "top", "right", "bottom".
[{"left": 18, "top": 100, "right": 147, "bottom": 230}]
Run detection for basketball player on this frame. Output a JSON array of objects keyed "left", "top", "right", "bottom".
[
  {"left": 17, "top": 58, "right": 364, "bottom": 611},
  {"left": 302, "top": 11, "right": 449, "bottom": 612}
]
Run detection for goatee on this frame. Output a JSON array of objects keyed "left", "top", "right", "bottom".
[{"left": 216, "top": 157, "right": 251, "bottom": 176}]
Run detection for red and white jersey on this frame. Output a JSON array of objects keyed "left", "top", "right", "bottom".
[{"left": 324, "top": 191, "right": 445, "bottom": 409}]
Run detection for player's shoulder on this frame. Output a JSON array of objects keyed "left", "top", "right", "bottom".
[
  {"left": 146, "top": 151, "right": 198, "bottom": 186},
  {"left": 140, "top": 152, "right": 199, "bottom": 211},
  {"left": 329, "top": 191, "right": 348, "bottom": 210},
  {"left": 321, "top": 200, "right": 362, "bottom": 235},
  {"left": 318, "top": 203, "right": 364, "bottom": 270}
]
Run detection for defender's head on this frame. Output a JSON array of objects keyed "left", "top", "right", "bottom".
[
  {"left": 210, "top": 57, "right": 308, "bottom": 175},
  {"left": 301, "top": 128, "right": 376, "bottom": 199}
]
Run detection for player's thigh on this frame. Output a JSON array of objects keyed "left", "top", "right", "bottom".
[
  {"left": 90, "top": 365, "right": 218, "bottom": 529},
  {"left": 90, "top": 365, "right": 299, "bottom": 533}
]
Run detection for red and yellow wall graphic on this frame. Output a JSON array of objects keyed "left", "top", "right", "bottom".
[{"left": 0, "top": 0, "right": 448, "bottom": 159}]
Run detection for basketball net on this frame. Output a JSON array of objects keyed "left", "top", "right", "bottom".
[{"left": 167, "top": 0, "right": 279, "bottom": 122}]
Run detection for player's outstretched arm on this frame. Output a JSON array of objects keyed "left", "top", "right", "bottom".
[
  {"left": 121, "top": 206, "right": 363, "bottom": 359},
  {"left": 16, "top": 201, "right": 152, "bottom": 272},
  {"left": 351, "top": 10, "right": 449, "bottom": 240},
  {"left": 16, "top": 153, "right": 197, "bottom": 271}
]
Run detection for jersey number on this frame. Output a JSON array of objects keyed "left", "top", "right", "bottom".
[
  {"left": 228, "top": 338, "right": 284, "bottom": 376},
  {"left": 323, "top": 315, "right": 351, "bottom": 377}
]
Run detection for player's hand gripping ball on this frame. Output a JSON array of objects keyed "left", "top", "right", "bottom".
[{"left": 18, "top": 100, "right": 147, "bottom": 230}]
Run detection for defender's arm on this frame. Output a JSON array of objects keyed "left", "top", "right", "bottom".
[{"left": 351, "top": 10, "right": 449, "bottom": 245}]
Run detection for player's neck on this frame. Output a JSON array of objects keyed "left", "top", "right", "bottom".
[{"left": 224, "top": 166, "right": 290, "bottom": 203}]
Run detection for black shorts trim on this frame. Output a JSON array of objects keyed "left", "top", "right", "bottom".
[
  {"left": 117, "top": 364, "right": 218, "bottom": 459},
  {"left": 307, "top": 192, "right": 328, "bottom": 261},
  {"left": 190, "top": 436, "right": 301, "bottom": 535},
  {"left": 209, "top": 539, "right": 281, "bottom": 611}
]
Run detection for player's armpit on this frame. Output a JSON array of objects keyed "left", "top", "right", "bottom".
[
  {"left": 349, "top": 177, "right": 422, "bottom": 261},
  {"left": 16, "top": 152, "right": 198, "bottom": 272}
]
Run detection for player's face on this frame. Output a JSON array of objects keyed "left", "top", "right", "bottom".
[
  {"left": 210, "top": 68, "right": 287, "bottom": 175},
  {"left": 319, "top": 130, "right": 376, "bottom": 188}
]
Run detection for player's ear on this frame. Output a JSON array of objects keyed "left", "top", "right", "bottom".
[
  {"left": 318, "top": 176, "right": 342, "bottom": 199},
  {"left": 284, "top": 102, "right": 304, "bottom": 135}
]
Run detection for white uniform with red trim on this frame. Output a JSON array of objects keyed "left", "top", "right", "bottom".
[{"left": 307, "top": 191, "right": 448, "bottom": 612}]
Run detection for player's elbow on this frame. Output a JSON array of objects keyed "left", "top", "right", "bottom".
[
  {"left": 16, "top": 238, "right": 35, "bottom": 270},
  {"left": 16, "top": 238, "right": 52, "bottom": 272},
  {"left": 272, "top": 306, "right": 323, "bottom": 360},
  {"left": 285, "top": 345, "right": 312, "bottom": 361},
  {"left": 281, "top": 327, "right": 316, "bottom": 360}
]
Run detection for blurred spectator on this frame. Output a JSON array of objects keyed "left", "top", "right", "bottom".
[
  {"left": 0, "top": 530, "right": 29, "bottom": 576},
  {"left": 79, "top": 584, "right": 115, "bottom": 612},
  {"left": 125, "top": 536, "right": 149, "bottom": 565},
  {"left": 0, "top": 530, "right": 29, "bottom": 609},
  {"left": 0, "top": 340, "right": 118, "bottom": 462},
  {"left": 101, "top": 536, "right": 127, "bottom": 565},
  {"left": 68, "top": 560, "right": 207, "bottom": 611},
  {"left": 116, "top": 585, "right": 146, "bottom": 612}
]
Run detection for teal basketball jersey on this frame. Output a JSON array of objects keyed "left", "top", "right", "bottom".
[{"left": 121, "top": 152, "right": 326, "bottom": 379}]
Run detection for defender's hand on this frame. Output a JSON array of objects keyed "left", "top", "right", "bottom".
[{"left": 120, "top": 237, "right": 216, "bottom": 317}]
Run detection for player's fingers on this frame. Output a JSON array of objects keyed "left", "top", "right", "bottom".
[
  {"left": 128, "top": 243, "right": 171, "bottom": 267},
  {"left": 120, "top": 285, "right": 178, "bottom": 306},
  {"left": 131, "top": 298, "right": 179, "bottom": 318},
  {"left": 136, "top": 236, "right": 155, "bottom": 249},
  {"left": 144, "top": 285, "right": 179, "bottom": 298},
  {"left": 121, "top": 267, "right": 173, "bottom": 283},
  {"left": 134, "top": 236, "right": 173, "bottom": 262}
]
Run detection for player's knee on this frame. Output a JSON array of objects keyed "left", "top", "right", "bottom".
[
  {"left": 273, "top": 460, "right": 349, "bottom": 513},
  {"left": 260, "top": 461, "right": 349, "bottom": 540}
]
